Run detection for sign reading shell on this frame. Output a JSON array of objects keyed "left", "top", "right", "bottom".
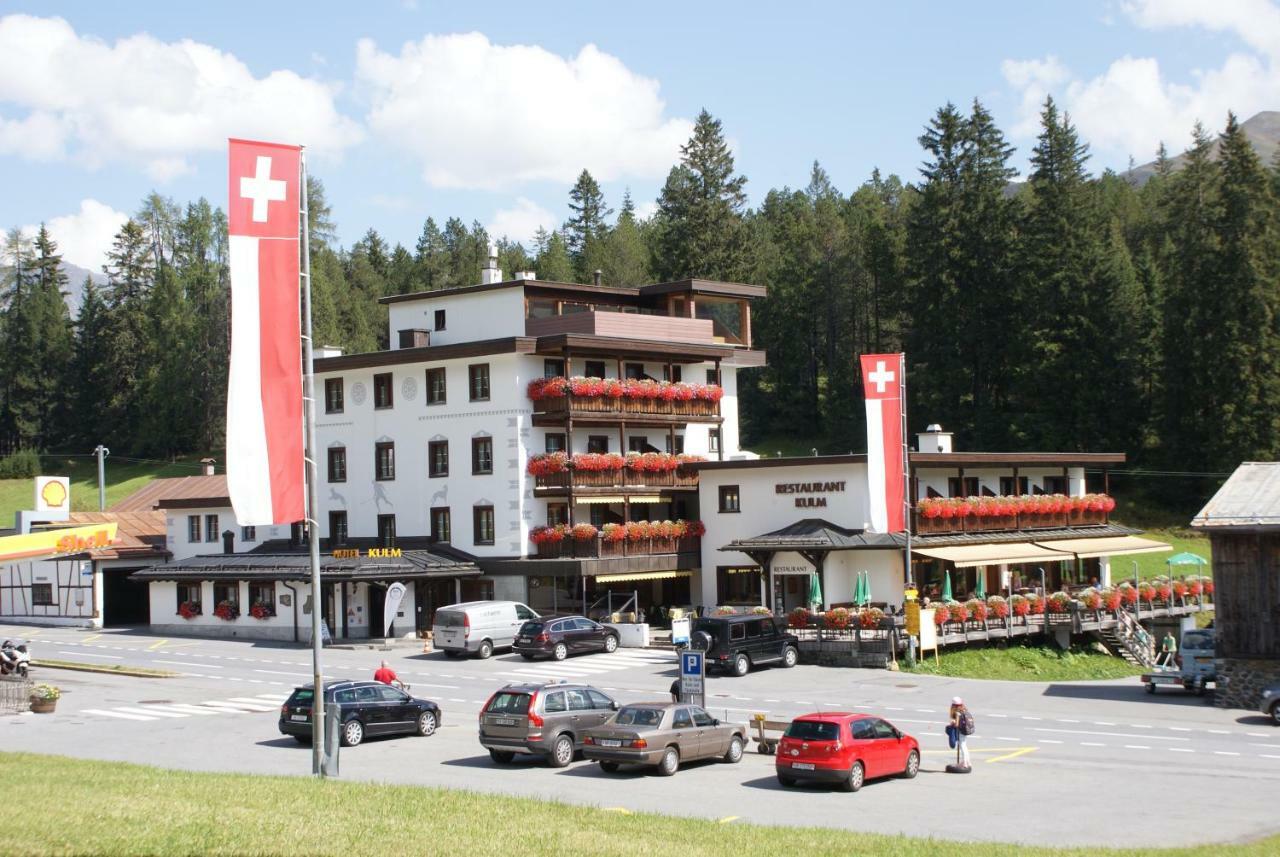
[
  {"left": 35, "top": 476, "right": 71, "bottom": 512},
  {"left": 775, "top": 480, "right": 846, "bottom": 508},
  {"left": 0, "top": 523, "right": 119, "bottom": 563}
]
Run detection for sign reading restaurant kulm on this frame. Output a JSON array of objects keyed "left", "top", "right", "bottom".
[
  {"left": 775, "top": 480, "right": 846, "bottom": 508},
  {"left": 332, "top": 548, "right": 403, "bottom": 559}
]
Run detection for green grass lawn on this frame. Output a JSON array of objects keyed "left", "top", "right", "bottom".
[
  {"left": 903, "top": 642, "right": 1146, "bottom": 682},
  {"left": 0, "top": 454, "right": 209, "bottom": 522},
  {"left": 1106, "top": 524, "right": 1211, "bottom": 581},
  {"left": 4, "top": 752, "right": 1275, "bottom": 856}
]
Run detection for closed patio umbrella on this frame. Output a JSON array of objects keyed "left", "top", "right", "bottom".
[
  {"left": 862, "top": 571, "right": 872, "bottom": 606},
  {"left": 975, "top": 569, "right": 986, "bottom": 599},
  {"left": 941, "top": 569, "right": 953, "bottom": 602},
  {"left": 808, "top": 572, "right": 823, "bottom": 609}
]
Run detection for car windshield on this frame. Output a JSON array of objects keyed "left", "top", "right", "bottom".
[
  {"left": 785, "top": 720, "right": 839, "bottom": 741},
  {"left": 614, "top": 707, "right": 662, "bottom": 727},
  {"left": 288, "top": 689, "right": 314, "bottom": 705},
  {"left": 436, "top": 611, "right": 464, "bottom": 628},
  {"left": 519, "top": 622, "right": 544, "bottom": 635},
  {"left": 486, "top": 692, "right": 531, "bottom": 714}
]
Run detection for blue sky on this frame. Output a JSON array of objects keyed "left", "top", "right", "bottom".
[{"left": 2, "top": 0, "right": 1276, "bottom": 273}]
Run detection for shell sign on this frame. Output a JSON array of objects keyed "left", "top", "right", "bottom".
[
  {"left": 0, "top": 522, "right": 118, "bottom": 563},
  {"left": 35, "top": 476, "right": 70, "bottom": 513}
]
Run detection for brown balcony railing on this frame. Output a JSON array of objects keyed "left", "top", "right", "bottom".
[
  {"left": 532, "top": 535, "right": 701, "bottom": 560},
  {"left": 912, "top": 508, "right": 1109, "bottom": 535},
  {"left": 534, "top": 467, "right": 700, "bottom": 491},
  {"left": 533, "top": 396, "right": 720, "bottom": 419}
]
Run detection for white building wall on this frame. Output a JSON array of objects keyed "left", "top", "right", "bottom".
[
  {"left": 387, "top": 289, "right": 527, "bottom": 348},
  {"left": 913, "top": 466, "right": 1087, "bottom": 499},
  {"left": 0, "top": 556, "right": 97, "bottom": 627},
  {"left": 164, "top": 506, "right": 284, "bottom": 560}
]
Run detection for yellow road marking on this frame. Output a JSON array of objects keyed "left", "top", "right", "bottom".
[
  {"left": 986, "top": 747, "right": 1039, "bottom": 764},
  {"left": 717, "top": 816, "right": 739, "bottom": 825},
  {"left": 147, "top": 640, "right": 168, "bottom": 651},
  {"left": 603, "top": 807, "right": 632, "bottom": 815},
  {"left": 81, "top": 634, "right": 101, "bottom": 642}
]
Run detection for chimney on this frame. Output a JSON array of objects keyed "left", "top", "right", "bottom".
[
  {"left": 593, "top": 269, "right": 602, "bottom": 287},
  {"left": 916, "top": 424, "right": 954, "bottom": 454},
  {"left": 200, "top": 457, "right": 216, "bottom": 476},
  {"left": 314, "top": 345, "right": 344, "bottom": 359},
  {"left": 480, "top": 243, "right": 503, "bottom": 285},
  {"left": 222, "top": 529, "right": 235, "bottom": 554}
]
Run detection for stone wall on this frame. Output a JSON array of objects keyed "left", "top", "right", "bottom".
[
  {"left": 1215, "top": 657, "right": 1280, "bottom": 711},
  {"left": 798, "top": 640, "right": 891, "bottom": 669}
]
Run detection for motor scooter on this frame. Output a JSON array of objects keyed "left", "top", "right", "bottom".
[{"left": 0, "top": 640, "right": 30, "bottom": 678}]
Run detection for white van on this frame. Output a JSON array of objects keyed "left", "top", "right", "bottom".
[{"left": 433, "top": 601, "right": 540, "bottom": 659}]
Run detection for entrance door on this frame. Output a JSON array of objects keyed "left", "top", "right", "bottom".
[
  {"left": 102, "top": 568, "right": 150, "bottom": 627},
  {"left": 416, "top": 578, "right": 454, "bottom": 634},
  {"left": 368, "top": 583, "right": 386, "bottom": 638}
]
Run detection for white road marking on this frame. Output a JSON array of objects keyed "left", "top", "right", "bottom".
[
  {"left": 115, "top": 707, "right": 188, "bottom": 718},
  {"left": 1093, "top": 721, "right": 1116, "bottom": 726},
  {"left": 995, "top": 737, "right": 1019, "bottom": 742},
  {"left": 448, "top": 698, "right": 467, "bottom": 703},
  {"left": 1208, "top": 729, "right": 1229, "bottom": 734},
  {"left": 1247, "top": 733, "right": 1269, "bottom": 738},
  {"left": 410, "top": 683, "right": 460, "bottom": 689},
  {"left": 254, "top": 694, "right": 284, "bottom": 700},
  {"left": 1169, "top": 726, "right": 1191, "bottom": 731},
  {"left": 200, "top": 701, "right": 276, "bottom": 712},
  {"left": 988, "top": 713, "right": 1007, "bottom": 718},
  {"left": 1214, "top": 751, "right": 1240, "bottom": 756},
  {"left": 1248, "top": 743, "right": 1280, "bottom": 750},
  {"left": 765, "top": 699, "right": 780, "bottom": 703},
  {"left": 80, "top": 709, "right": 156, "bottom": 721},
  {"left": 1081, "top": 742, "right": 1106, "bottom": 747},
  {"left": 228, "top": 697, "right": 281, "bottom": 705},
  {"left": 146, "top": 704, "right": 220, "bottom": 716},
  {"left": 1021, "top": 716, "right": 1042, "bottom": 721},
  {"left": 58, "top": 651, "right": 122, "bottom": 659},
  {"left": 1057, "top": 719, "right": 1079, "bottom": 723},
  {"left": 252, "top": 669, "right": 312, "bottom": 677},
  {"left": 1125, "top": 745, "right": 1151, "bottom": 750},
  {"left": 155, "top": 660, "right": 219, "bottom": 668},
  {"left": 1033, "top": 728, "right": 1187, "bottom": 742},
  {"left": 1128, "top": 724, "right": 1152, "bottom": 729},
  {"left": 1169, "top": 748, "right": 1194, "bottom": 753},
  {"left": 1262, "top": 755, "right": 1280, "bottom": 760}
]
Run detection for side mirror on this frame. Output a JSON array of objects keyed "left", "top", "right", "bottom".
[
  {"left": 713, "top": 718, "right": 720, "bottom": 726},
  {"left": 610, "top": 701, "right": 619, "bottom": 710}
]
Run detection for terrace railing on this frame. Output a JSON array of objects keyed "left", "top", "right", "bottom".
[
  {"left": 533, "top": 467, "right": 700, "bottom": 491},
  {"left": 532, "top": 535, "right": 700, "bottom": 560}
]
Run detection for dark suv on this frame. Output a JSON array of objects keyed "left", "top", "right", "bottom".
[
  {"left": 479, "top": 681, "right": 619, "bottom": 767},
  {"left": 691, "top": 614, "right": 800, "bottom": 677},
  {"left": 512, "top": 616, "right": 619, "bottom": 660},
  {"left": 278, "top": 680, "right": 442, "bottom": 747}
]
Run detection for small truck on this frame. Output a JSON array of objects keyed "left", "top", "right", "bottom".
[{"left": 1141, "top": 629, "right": 1216, "bottom": 696}]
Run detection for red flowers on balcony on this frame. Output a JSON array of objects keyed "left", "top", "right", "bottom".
[
  {"left": 530, "top": 519, "right": 704, "bottom": 547},
  {"left": 916, "top": 493, "right": 1116, "bottom": 519},
  {"left": 528, "top": 376, "right": 723, "bottom": 403},
  {"left": 526, "top": 451, "right": 704, "bottom": 476}
]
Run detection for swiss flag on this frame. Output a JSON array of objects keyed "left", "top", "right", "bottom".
[
  {"left": 861, "top": 354, "right": 905, "bottom": 533},
  {"left": 226, "top": 139, "right": 304, "bottom": 525}
]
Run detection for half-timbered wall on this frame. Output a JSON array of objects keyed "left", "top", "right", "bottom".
[{"left": 0, "top": 557, "right": 96, "bottom": 624}]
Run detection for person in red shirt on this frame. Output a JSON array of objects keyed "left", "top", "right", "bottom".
[{"left": 373, "top": 660, "right": 403, "bottom": 688}]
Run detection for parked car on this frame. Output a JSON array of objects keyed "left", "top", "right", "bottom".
[
  {"left": 583, "top": 702, "right": 747, "bottom": 776},
  {"left": 513, "top": 616, "right": 619, "bottom": 660},
  {"left": 775, "top": 713, "right": 919, "bottom": 792},
  {"left": 278, "top": 680, "right": 441, "bottom": 748},
  {"left": 1261, "top": 684, "right": 1280, "bottom": 725},
  {"left": 479, "top": 681, "right": 618, "bottom": 767},
  {"left": 432, "top": 600, "right": 540, "bottom": 659},
  {"left": 690, "top": 614, "right": 799, "bottom": 677}
]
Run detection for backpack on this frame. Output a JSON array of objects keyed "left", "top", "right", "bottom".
[{"left": 959, "top": 709, "right": 975, "bottom": 736}]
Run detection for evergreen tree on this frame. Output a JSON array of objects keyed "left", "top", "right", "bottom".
[
  {"left": 99, "top": 219, "right": 155, "bottom": 445},
  {"left": 69, "top": 279, "right": 111, "bottom": 448},
  {"left": 534, "top": 230, "right": 574, "bottom": 282},
  {"left": 414, "top": 217, "right": 448, "bottom": 289},
  {"left": 600, "top": 190, "right": 652, "bottom": 287},
  {"left": 564, "top": 169, "right": 612, "bottom": 282}
]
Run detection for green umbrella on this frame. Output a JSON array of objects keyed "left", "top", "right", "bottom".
[
  {"left": 1166, "top": 551, "right": 1207, "bottom": 567},
  {"left": 941, "top": 569, "right": 953, "bottom": 602},
  {"left": 862, "top": 571, "right": 872, "bottom": 606},
  {"left": 853, "top": 571, "right": 863, "bottom": 606},
  {"left": 975, "top": 569, "right": 986, "bottom": 599},
  {"left": 808, "top": 572, "right": 823, "bottom": 609}
]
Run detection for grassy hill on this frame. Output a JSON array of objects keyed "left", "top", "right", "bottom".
[{"left": 0, "top": 454, "right": 210, "bottom": 525}]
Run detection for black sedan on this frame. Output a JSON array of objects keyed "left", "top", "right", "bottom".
[
  {"left": 512, "top": 616, "right": 620, "bottom": 660},
  {"left": 278, "top": 680, "right": 441, "bottom": 747}
]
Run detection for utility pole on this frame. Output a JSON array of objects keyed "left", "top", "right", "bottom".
[{"left": 93, "top": 446, "right": 109, "bottom": 511}]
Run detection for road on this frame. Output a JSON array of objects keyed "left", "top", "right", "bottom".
[{"left": 4, "top": 623, "right": 1279, "bottom": 849}]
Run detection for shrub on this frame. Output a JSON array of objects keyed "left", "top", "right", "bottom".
[
  {"left": 31, "top": 684, "right": 60, "bottom": 701},
  {"left": 1009, "top": 594, "right": 1029, "bottom": 617},
  {"left": 859, "top": 607, "right": 884, "bottom": 630},
  {"left": 788, "top": 607, "right": 811, "bottom": 629},
  {"left": 967, "top": 598, "right": 988, "bottom": 622},
  {"left": 0, "top": 448, "right": 42, "bottom": 479},
  {"left": 933, "top": 604, "right": 950, "bottom": 625},
  {"left": 569, "top": 523, "right": 598, "bottom": 542},
  {"left": 986, "top": 595, "right": 1009, "bottom": 619},
  {"left": 825, "top": 607, "right": 852, "bottom": 630},
  {"left": 751, "top": 606, "right": 771, "bottom": 615},
  {"left": 947, "top": 600, "right": 968, "bottom": 622},
  {"left": 714, "top": 606, "right": 736, "bottom": 616}
]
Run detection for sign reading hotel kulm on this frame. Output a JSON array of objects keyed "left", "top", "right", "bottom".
[
  {"left": 332, "top": 548, "right": 402, "bottom": 559},
  {"left": 775, "top": 481, "right": 846, "bottom": 508}
]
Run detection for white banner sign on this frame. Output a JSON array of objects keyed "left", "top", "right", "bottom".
[{"left": 383, "top": 582, "right": 407, "bottom": 637}]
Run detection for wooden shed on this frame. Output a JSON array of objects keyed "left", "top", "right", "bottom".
[{"left": 1190, "top": 462, "right": 1280, "bottom": 709}]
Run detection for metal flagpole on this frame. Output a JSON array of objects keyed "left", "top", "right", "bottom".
[
  {"left": 901, "top": 353, "right": 912, "bottom": 588},
  {"left": 299, "top": 148, "right": 325, "bottom": 777}
]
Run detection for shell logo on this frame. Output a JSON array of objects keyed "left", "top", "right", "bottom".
[{"left": 40, "top": 480, "right": 68, "bottom": 509}]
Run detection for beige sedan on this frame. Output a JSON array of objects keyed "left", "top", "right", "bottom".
[{"left": 582, "top": 702, "right": 747, "bottom": 776}]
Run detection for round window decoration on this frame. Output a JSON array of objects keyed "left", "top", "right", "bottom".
[
  {"left": 401, "top": 376, "right": 418, "bottom": 401},
  {"left": 350, "top": 381, "right": 367, "bottom": 406}
]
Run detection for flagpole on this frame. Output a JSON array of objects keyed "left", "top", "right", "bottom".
[
  {"left": 901, "top": 353, "right": 912, "bottom": 589},
  {"left": 299, "top": 148, "right": 325, "bottom": 778}
]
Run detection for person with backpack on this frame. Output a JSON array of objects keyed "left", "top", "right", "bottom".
[{"left": 949, "top": 696, "right": 973, "bottom": 768}]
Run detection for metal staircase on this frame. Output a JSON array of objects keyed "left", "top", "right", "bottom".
[{"left": 1094, "top": 610, "right": 1156, "bottom": 668}]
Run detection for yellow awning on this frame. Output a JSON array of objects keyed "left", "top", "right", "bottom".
[
  {"left": 1034, "top": 536, "right": 1172, "bottom": 559},
  {"left": 595, "top": 570, "right": 692, "bottom": 583},
  {"left": 914, "top": 542, "right": 1075, "bottom": 568},
  {"left": 576, "top": 496, "right": 625, "bottom": 504}
]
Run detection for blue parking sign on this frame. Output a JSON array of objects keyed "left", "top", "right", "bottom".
[
  {"left": 681, "top": 651, "right": 703, "bottom": 676},
  {"left": 679, "top": 651, "right": 704, "bottom": 707}
]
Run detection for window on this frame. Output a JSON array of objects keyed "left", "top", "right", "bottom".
[
  {"left": 377, "top": 514, "right": 396, "bottom": 547},
  {"left": 31, "top": 583, "right": 53, "bottom": 606},
  {"left": 624, "top": 362, "right": 645, "bottom": 380},
  {"left": 1000, "top": 476, "right": 1030, "bottom": 496},
  {"left": 706, "top": 367, "right": 721, "bottom": 385},
  {"left": 629, "top": 503, "right": 650, "bottom": 522},
  {"left": 205, "top": 514, "right": 219, "bottom": 543},
  {"left": 428, "top": 440, "right": 449, "bottom": 477},
  {"left": 473, "top": 506, "right": 495, "bottom": 545},
  {"left": 1043, "top": 475, "right": 1068, "bottom": 494},
  {"left": 587, "top": 689, "right": 614, "bottom": 709},
  {"left": 375, "top": 442, "right": 395, "bottom": 481},
  {"left": 378, "top": 686, "right": 409, "bottom": 703},
  {"left": 516, "top": 604, "right": 538, "bottom": 621},
  {"left": 708, "top": 428, "right": 721, "bottom": 454},
  {"left": 589, "top": 506, "right": 607, "bottom": 527},
  {"left": 430, "top": 507, "right": 451, "bottom": 543},
  {"left": 472, "top": 436, "right": 493, "bottom": 474},
  {"left": 672, "top": 708, "right": 693, "bottom": 729},
  {"left": 544, "top": 433, "right": 566, "bottom": 454},
  {"left": 746, "top": 619, "right": 765, "bottom": 639},
  {"left": 328, "top": 511, "right": 348, "bottom": 547},
  {"left": 468, "top": 364, "right": 490, "bottom": 401},
  {"left": 587, "top": 435, "right": 609, "bottom": 454},
  {"left": 398, "top": 329, "right": 429, "bottom": 349},
  {"left": 665, "top": 435, "right": 685, "bottom": 454},
  {"left": 629, "top": 436, "right": 649, "bottom": 453},
  {"left": 719, "top": 484, "right": 741, "bottom": 513},
  {"left": 851, "top": 720, "right": 876, "bottom": 740},
  {"left": 544, "top": 359, "right": 564, "bottom": 378},
  {"left": 948, "top": 476, "right": 979, "bottom": 497},
  {"left": 241, "top": 526, "right": 256, "bottom": 543},
  {"left": 730, "top": 623, "right": 746, "bottom": 641},
  {"left": 248, "top": 581, "right": 275, "bottom": 615},
  {"left": 327, "top": 446, "right": 347, "bottom": 482},
  {"left": 692, "top": 709, "right": 715, "bottom": 727},
  {"left": 547, "top": 503, "right": 568, "bottom": 527},
  {"left": 566, "top": 689, "right": 592, "bottom": 711},
  {"left": 213, "top": 582, "right": 239, "bottom": 613},
  {"left": 374, "top": 372, "right": 393, "bottom": 409},
  {"left": 434, "top": 309, "right": 446, "bottom": 330},
  {"left": 663, "top": 365, "right": 682, "bottom": 383},
  {"left": 187, "top": 515, "right": 201, "bottom": 543},
  {"left": 426, "top": 367, "right": 446, "bottom": 405},
  {"left": 324, "top": 378, "right": 344, "bottom": 413},
  {"left": 544, "top": 692, "right": 566, "bottom": 713},
  {"left": 290, "top": 521, "right": 309, "bottom": 546},
  {"left": 717, "top": 567, "right": 761, "bottom": 605},
  {"left": 871, "top": 719, "right": 897, "bottom": 739},
  {"left": 177, "top": 582, "right": 201, "bottom": 612},
  {"left": 584, "top": 360, "right": 606, "bottom": 378}
]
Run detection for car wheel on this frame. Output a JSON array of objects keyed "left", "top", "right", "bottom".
[
  {"left": 777, "top": 774, "right": 795, "bottom": 787},
  {"left": 549, "top": 734, "right": 574, "bottom": 768},
  {"left": 489, "top": 749, "right": 515, "bottom": 764},
  {"left": 1270, "top": 702, "right": 1280, "bottom": 726},
  {"left": 840, "top": 760, "right": 864, "bottom": 793},
  {"left": 781, "top": 646, "right": 798, "bottom": 668},
  {"left": 603, "top": 634, "right": 618, "bottom": 654},
  {"left": 732, "top": 653, "right": 750, "bottom": 677},
  {"left": 599, "top": 761, "right": 620, "bottom": 773},
  {"left": 723, "top": 736, "right": 744, "bottom": 764},
  {"left": 416, "top": 710, "right": 438, "bottom": 737},
  {"left": 292, "top": 735, "right": 312, "bottom": 746},
  {"left": 1145, "top": 682, "right": 1156, "bottom": 694},
  {"left": 901, "top": 749, "right": 920, "bottom": 779},
  {"left": 657, "top": 746, "right": 679, "bottom": 777},
  {"left": 520, "top": 653, "right": 535, "bottom": 660},
  {"left": 477, "top": 640, "right": 494, "bottom": 660},
  {"left": 340, "top": 719, "right": 364, "bottom": 748},
  {"left": 553, "top": 643, "right": 568, "bottom": 661}
]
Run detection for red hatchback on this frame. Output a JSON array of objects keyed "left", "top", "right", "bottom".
[{"left": 776, "top": 712, "right": 920, "bottom": 792}]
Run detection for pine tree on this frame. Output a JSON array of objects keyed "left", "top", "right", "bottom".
[
  {"left": 534, "top": 230, "right": 574, "bottom": 283},
  {"left": 564, "top": 169, "right": 612, "bottom": 283},
  {"left": 600, "top": 190, "right": 652, "bottom": 287},
  {"left": 415, "top": 217, "right": 448, "bottom": 289},
  {"left": 70, "top": 279, "right": 111, "bottom": 448},
  {"left": 99, "top": 219, "right": 155, "bottom": 445},
  {"left": 26, "top": 226, "right": 74, "bottom": 447}
]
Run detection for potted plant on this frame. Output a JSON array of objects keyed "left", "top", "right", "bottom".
[
  {"left": 825, "top": 607, "right": 852, "bottom": 630},
  {"left": 859, "top": 607, "right": 884, "bottom": 630},
  {"left": 177, "top": 601, "right": 200, "bottom": 620},
  {"left": 30, "top": 684, "right": 60, "bottom": 714},
  {"left": 933, "top": 603, "right": 950, "bottom": 626},
  {"left": 788, "top": 607, "right": 811, "bottom": 629},
  {"left": 1047, "top": 592, "right": 1071, "bottom": 614},
  {"left": 249, "top": 601, "right": 274, "bottom": 620},
  {"left": 213, "top": 600, "right": 238, "bottom": 621},
  {"left": 986, "top": 595, "right": 1009, "bottom": 621}
]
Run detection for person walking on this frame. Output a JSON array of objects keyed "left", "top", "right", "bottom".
[
  {"left": 949, "top": 696, "right": 972, "bottom": 769},
  {"left": 669, "top": 678, "right": 681, "bottom": 704},
  {"left": 1160, "top": 631, "right": 1178, "bottom": 667}
]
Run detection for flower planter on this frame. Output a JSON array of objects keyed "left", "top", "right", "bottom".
[{"left": 30, "top": 698, "right": 57, "bottom": 714}]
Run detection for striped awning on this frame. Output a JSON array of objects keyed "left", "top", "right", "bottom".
[
  {"left": 913, "top": 542, "right": 1075, "bottom": 568},
  {"left": 595, "top": 570, "right": 692, "bottom": 583},
  {"left": 1034, "top": 535, "right": 1172, "bottom": 559},
  {"left": 575, "top": 495, "right": 662, "bottom": 504}
]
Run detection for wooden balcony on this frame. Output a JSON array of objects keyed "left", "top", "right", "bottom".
[
  {"left": 912, "top": 508, "right": 1109, "bottom": 536},
  {"left": 526, "top": 311, "right": 717, "bottom": 345},
  {"left": 534, "top": 468, "right": 700, "bottom": 492},
  {"left": 531, "top": 395, "right": 720, "bottom": 423},
  {"left": 533, "top": 535, "right": 701, "bottom": 560}
]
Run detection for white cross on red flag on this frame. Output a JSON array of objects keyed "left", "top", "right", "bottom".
[
  {"left": 861, "top": 354, "right": 905, "bottom": 533},
  {"left": 226, "top": 139, "right": 304, "bottom": 525}
]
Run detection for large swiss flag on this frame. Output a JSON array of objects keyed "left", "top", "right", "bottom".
[
  {"left": 226, "top": 139, "right": 304, "bottom": 525},
  {"left": 861, "top": 354, "right": 905, "bottom": 533}
]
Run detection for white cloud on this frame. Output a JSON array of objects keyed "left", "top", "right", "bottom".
[
  {"left": 488, "top": 197, "right": 555, "bottom": 245},
  {"left": 355, "top": 32, "right": 693, "bottom": 189},
  {"left": 1002, "top": 0, "right": 1280, "bottom": 163},
  {"left": 632, "top": 200, "right": 658, "bottom": 222},
  {"left": 0, "top": 14, "right": 362, "bottom": 178},
  {"left": 24, "top": 198, "right": 129, "bottom": 272}
]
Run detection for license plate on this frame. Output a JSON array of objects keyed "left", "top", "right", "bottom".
[
  {"left": 492, "top": 717, "right": 517, "bottom": 726},
  {"left": 517, "top": 638, "right": 531, "bottom": 643},
  {"left": 290, "top": 715, "right": 308, "bottom": 722},
  {"left": 792, "top": 762, "right": 815, "bottom": 770},
  {"left": 600, "top": 739, "right": 622, "bottom": 747}
]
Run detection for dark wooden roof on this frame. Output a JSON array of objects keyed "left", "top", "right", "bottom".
[
  {"left": 722, "top": 519, "right": 903, "bottom": 552},
  {"left": 131, "top": 540, "right": 480, "bottom": 582},
  {"left": 112, "top": 475, "right": 229, "bottom": 511},
  {"left": 380, "top": 277, "right": 766, "bottom": 306}
]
